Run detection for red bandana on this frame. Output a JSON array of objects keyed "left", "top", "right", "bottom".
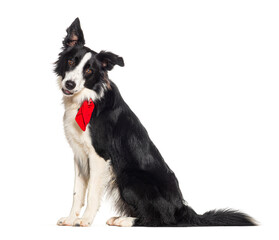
[{"left": 75, "top": 99, "right": 95, "bottom": 131}]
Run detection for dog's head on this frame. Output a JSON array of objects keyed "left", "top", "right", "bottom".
[{"left": 54, "top": 18, "right": 124, "bottom": 101}]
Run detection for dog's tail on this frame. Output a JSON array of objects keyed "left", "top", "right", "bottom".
[{"left": 177, "top": 205, "right": 257, "bottom": 226}]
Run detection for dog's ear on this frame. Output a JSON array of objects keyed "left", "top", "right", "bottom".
[
  {"left": 62, "top": 18, "right": 85, "bottom": 49},
  {"left": 96, "top": 51, "right": 124, "bottom": 71}
]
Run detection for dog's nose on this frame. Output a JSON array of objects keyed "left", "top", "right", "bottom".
[{"left": 65, "top": 80, "right": 76, "bottom": 90}]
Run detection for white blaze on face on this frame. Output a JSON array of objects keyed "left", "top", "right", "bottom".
[{"left": 62, "top": 52, "right": 92, "bottom": 93}]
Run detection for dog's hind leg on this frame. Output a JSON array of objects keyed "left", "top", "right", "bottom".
[
  {"left": 114, "top": 170, "right": 186, "bottom": 227},
  {"left": 57, "top": 157, "right": 88, "bottom": 226}
]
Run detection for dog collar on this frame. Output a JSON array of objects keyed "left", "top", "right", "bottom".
[{"left": 75, "top": 99, "right": 95, "bottom": 131}]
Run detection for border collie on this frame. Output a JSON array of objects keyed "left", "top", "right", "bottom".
[{"left": 55, "top": 18, "right": 256, "bottom": 227}]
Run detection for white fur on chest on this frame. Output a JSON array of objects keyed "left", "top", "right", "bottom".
[
  {"left": 62, "top": 86, "right": 104, "bottom": 158},
  {"left": 63, "top": 101, "right": 93, "bottom": 156}
]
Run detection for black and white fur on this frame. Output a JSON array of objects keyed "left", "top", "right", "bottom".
[{"left": 55, "top": 18, "right": 256, "bottom": 227}]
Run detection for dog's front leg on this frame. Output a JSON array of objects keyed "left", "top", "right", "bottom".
[
  {"left": 73, "top": 153, "right": 108, "bottom": 227},
  {"left": 57, "top": 159, "right": 88, "bottom": 226}
]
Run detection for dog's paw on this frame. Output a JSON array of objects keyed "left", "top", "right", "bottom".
[
  {"left": 106, "top": 216, "right": 136, "bottom": 227},
  {"left": 106, "top": 216, "right": 119, "bottom": 225},
  {"left": 73, "top": 218, "right": 92, "bottom": 227},
  {"left": 57, "top": 217, "right": 76, "bottom": 226}
]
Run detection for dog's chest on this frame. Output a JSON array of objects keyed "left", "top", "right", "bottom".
[{"left": 63, "top": 103, "right": 93, "bottom": 156}]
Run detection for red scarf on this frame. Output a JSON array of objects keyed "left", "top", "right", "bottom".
[{"left": 75, "top": 99, "right": 95, "bottom": 131}]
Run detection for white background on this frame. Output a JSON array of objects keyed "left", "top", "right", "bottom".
[{"left": 0, "top": 0, "right": 278, "bottom": 239}]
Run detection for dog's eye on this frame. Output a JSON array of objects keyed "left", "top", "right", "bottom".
[
  {"left": 85, "top": 69, "right": 92, "bottom": 75},
  {"left": 68, "top": 60, "right": 74, "bottom": 66}
]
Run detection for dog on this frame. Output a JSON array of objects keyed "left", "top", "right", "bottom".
[{"left": 55, "top": 18, "right": 256, "bottom": 227}]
